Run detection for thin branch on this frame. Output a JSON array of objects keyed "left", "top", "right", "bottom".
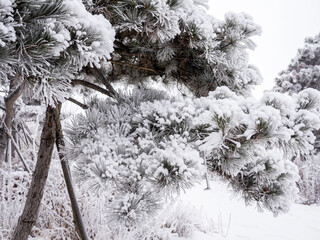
[
  {"left": 107, "top": 60, "right": 159, "bottom": 73},
  {"left": 3, "top": 122, "right": 31, "bottom": 173},
  {"left": 72, "top": 79, "right": 113, "bottom": 98},
  {"left": 54, "top": 102, "right": 89, "bottom": 240},
  {"left": 67, "top": 97, "right": 89, "bottom": 110},
  {"left": 20, "top": 123, "right": 31, "bottom": 147},
  {"left": 89, "top": 66, "right": 120, "bottom": 99},
  {"left": 12, "top": 124, "right": 29, "bottom": 147},
  {"left": 21, "top": 121, "right": 39, "bottom": 147}
]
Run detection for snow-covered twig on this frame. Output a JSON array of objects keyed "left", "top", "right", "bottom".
[{"left": 67, "top": 97, "right": 89, "bottom": 110}]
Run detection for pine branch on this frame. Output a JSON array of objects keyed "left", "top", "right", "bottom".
[
  {"left": 23, "top": 0, "right": 69, "bottom": 23},
  {"left": 71, "top": 79, "right": 113, "bottom": 98},
  {"left": 88, "top": 66, "right": 120, "bottom": 99}
]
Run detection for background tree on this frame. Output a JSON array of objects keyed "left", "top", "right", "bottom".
[
  {"left": 274, "top": 32, "right": 320, "bottom": 149},
  {"left": 274, "top": 33, "right": 320, "bottom": 204}
]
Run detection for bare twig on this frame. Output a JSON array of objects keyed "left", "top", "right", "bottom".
[
  {"left": 72, "top": 79, "right": 113, "bottom": 98},
  {"left": 3, "top": 122, "right": 31, "bottom": 173},
  {"left": 20, "top": 124, "right": 30, "bottom": 147},
  {"left": 54, "top": 103, "right": 89, "bottom": 240},
  {"left": 67, "top": 97, "right": 89, "bottom": 110},
  {"left": 21, "top": 121, "right": 39, "bottom": 147},
  {"left": 89, "top": 66, "right": 120, "bottom": 99},
  {"left": 12, "top": 124, "right": 29, "bottom": 147}
]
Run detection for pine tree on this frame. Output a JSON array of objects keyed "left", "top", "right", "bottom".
[
  {"left": 274, "top": 33, "right": 320, "bottom": 94},
  {"left": 274, "top": 33, "right": 320, "bottom": 149},
  {"left": 64, "top": 0, "right": 320, "bottom": 226},
  {"left": 274, "top": 33, "right": 320, "bottom": 204},
  {"left": 1, "top": 0, "right": 320, "bottom": 238}
]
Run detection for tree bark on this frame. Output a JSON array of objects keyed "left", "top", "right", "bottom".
[
  {"left": 12, "top": 106, "right": 57, "bottom": 240},
  {"left": 55, "top": 103, "right": 89, "bottom": 240}
]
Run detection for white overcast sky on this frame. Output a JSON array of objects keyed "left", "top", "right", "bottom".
[{"left": 208, "top": 0, "right": 320, "bottom": 97}]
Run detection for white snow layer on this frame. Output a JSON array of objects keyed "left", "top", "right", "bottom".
[{"left": 176, "top": 180, "right": 320, "bottom": 240}]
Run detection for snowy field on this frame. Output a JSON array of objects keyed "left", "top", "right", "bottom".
[{"left": 176, "top": 180, "right": 320, "bottom": 240}]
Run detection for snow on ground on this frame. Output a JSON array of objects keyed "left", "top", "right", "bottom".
[{"left": 176, "top": 180, "right": 320, "bottom": 240}]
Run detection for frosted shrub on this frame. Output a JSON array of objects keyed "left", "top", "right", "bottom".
[
  {"left": 161, "top": 203, "right": 211, "bottom": 238},
  {"left": 0, "top": 159, "right": 217, "bottom": 240}
]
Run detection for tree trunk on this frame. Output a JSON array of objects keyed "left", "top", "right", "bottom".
[
  {"left": 12, "top": 106, "right": 57, "bottom": 240},
  {"left": 12, "top": 103, "right": 89, "bottom": 240},
  {"left": 55, "top": 102, "right": 89, "bottom": 240}
]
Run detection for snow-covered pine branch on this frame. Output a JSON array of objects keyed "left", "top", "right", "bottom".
[
  {"left": 0, "top": 0, "right": 115, "bottom": 106},
  {"left": 84, "top": 0, "right": 262, "bottom": 96},
  {"left": 65, "top": 86, "right": 320, "bottom": 220}
]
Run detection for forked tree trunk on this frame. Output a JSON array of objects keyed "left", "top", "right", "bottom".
[
  {"left": 12, "top": 103, "right": 89, "bottom": 240},
  {"left": 12, "top": 106, "right": 57, "bottom": 240}
]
